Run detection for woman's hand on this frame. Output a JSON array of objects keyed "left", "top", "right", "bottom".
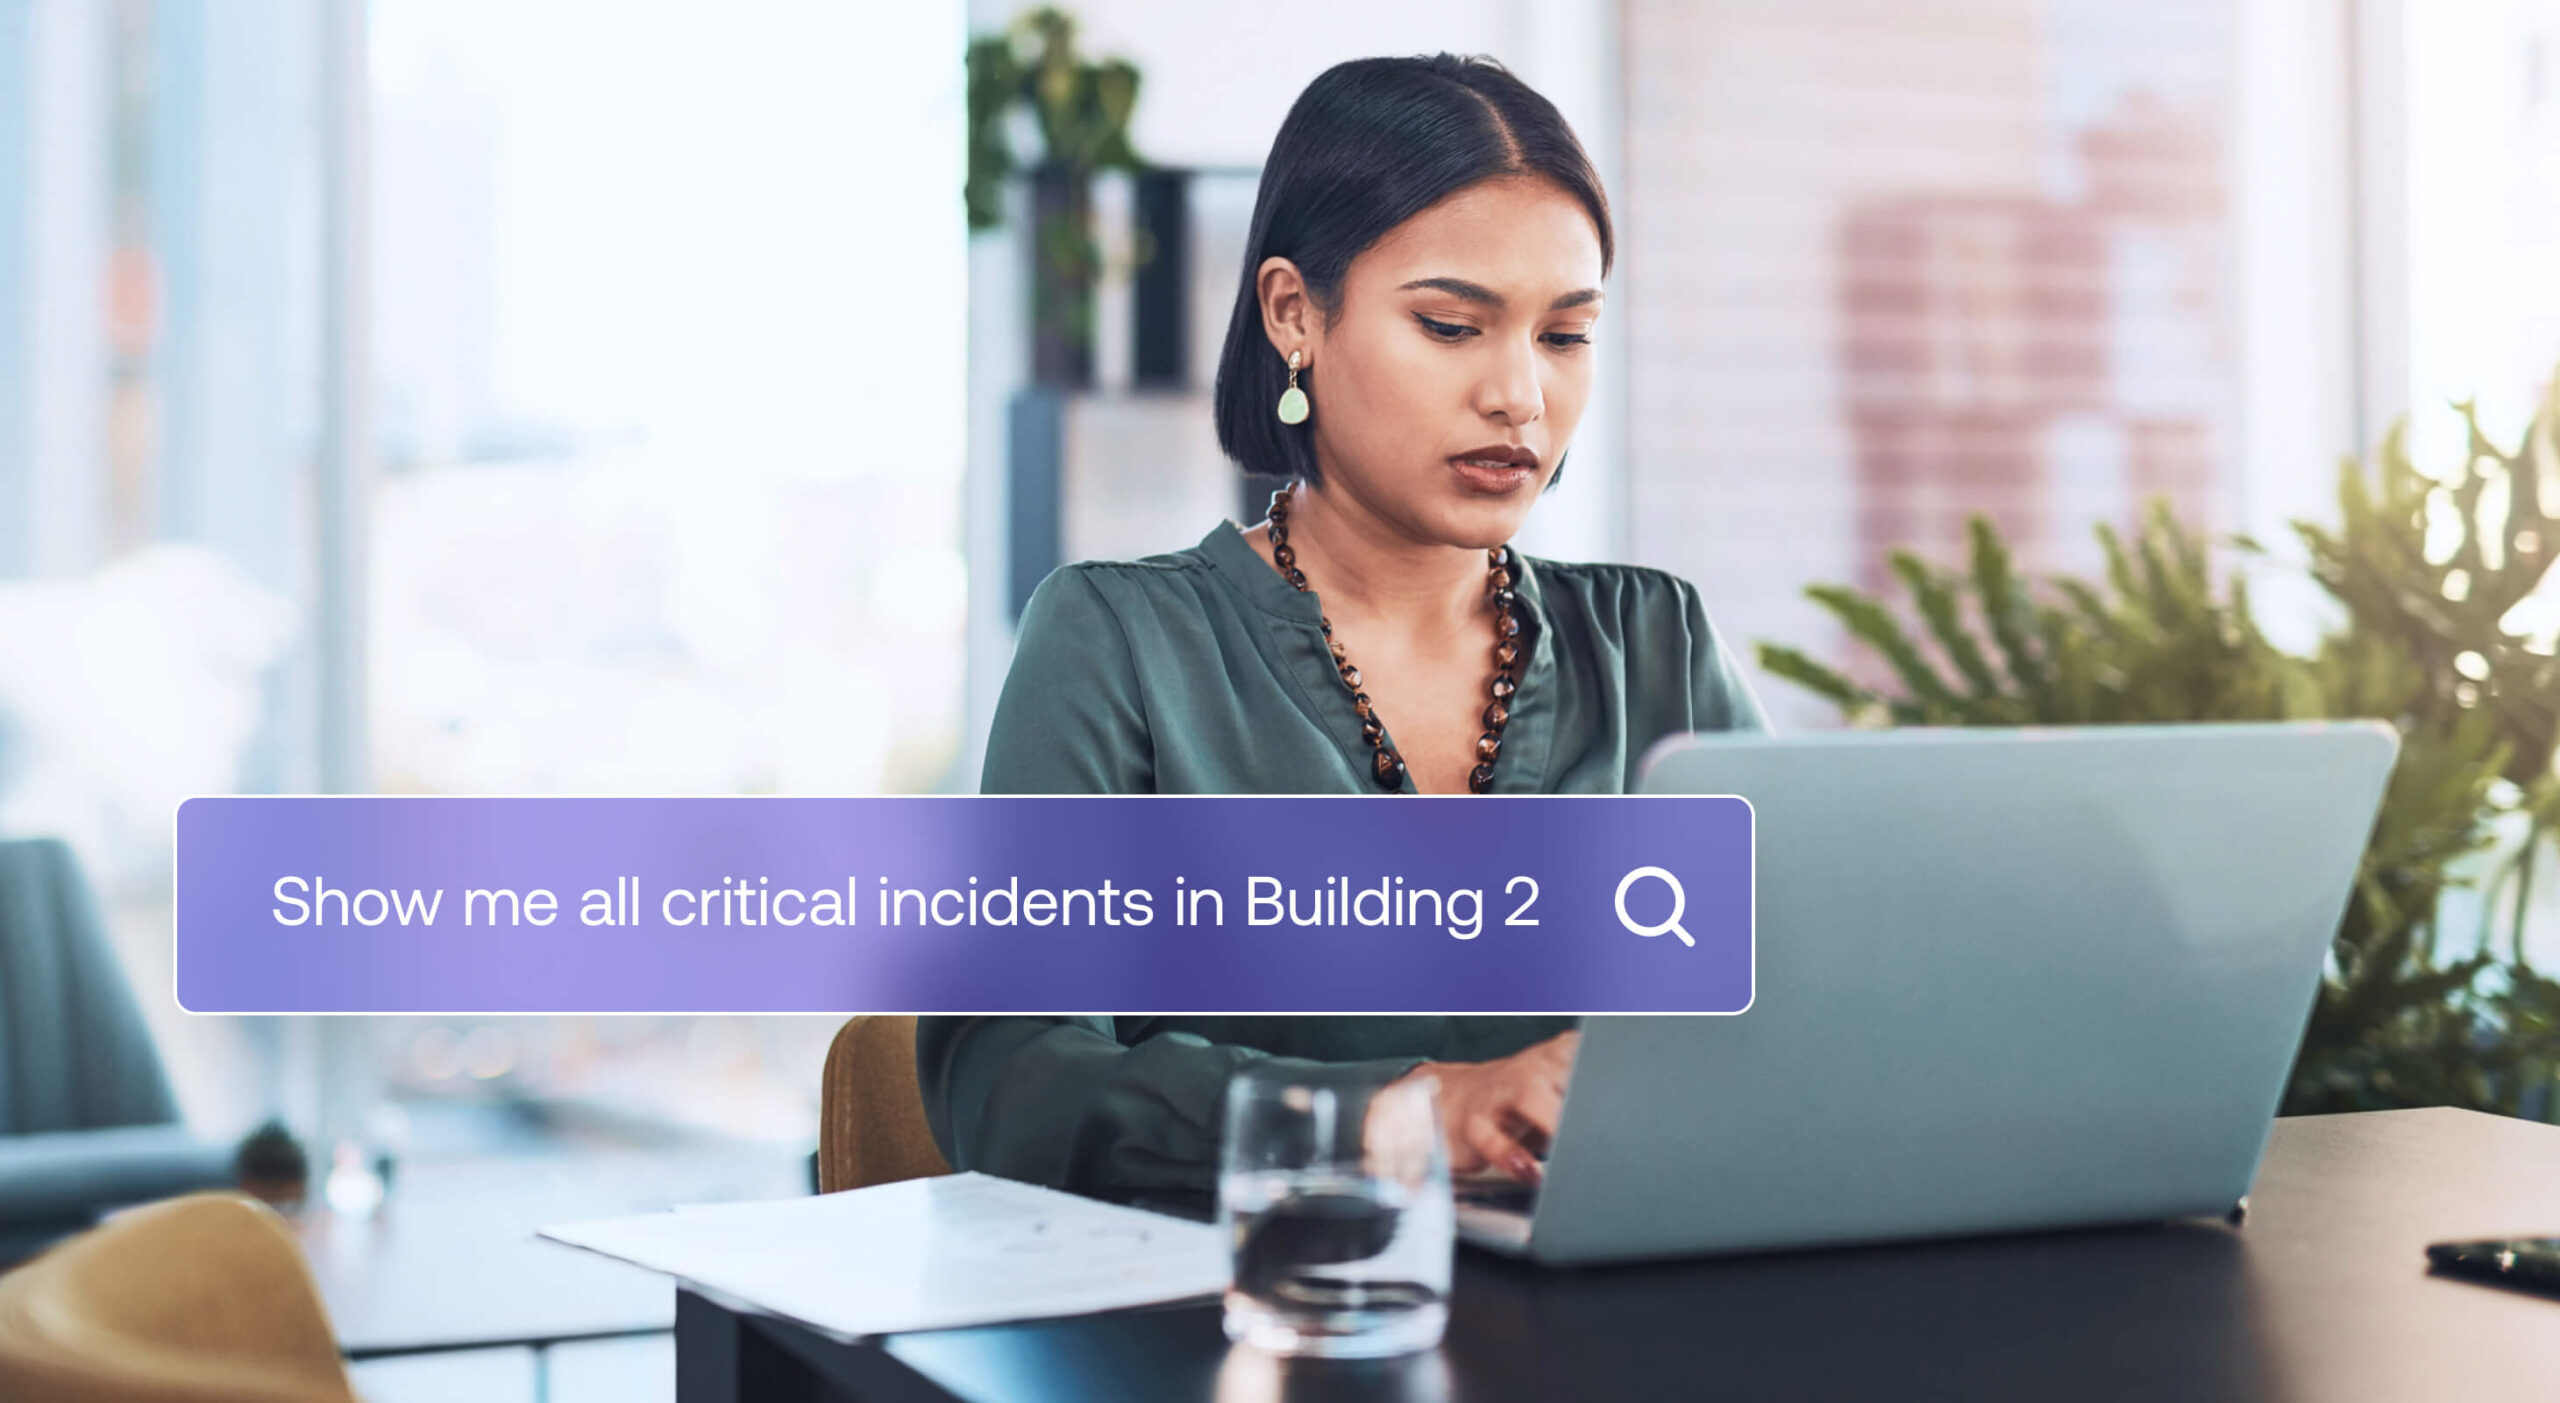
[{"left": 1389, "top": 1030, "right": 1581, "bottom": 1184}]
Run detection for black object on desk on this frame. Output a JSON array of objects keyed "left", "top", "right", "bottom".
[
  {"left": 2428, "top": 1236, "right": 2560, "bottom": 1299},
  {"left": 676, "top": 1109, "right": 2560, "bottom": 1402}
]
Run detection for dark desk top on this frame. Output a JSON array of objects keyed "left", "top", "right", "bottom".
[{"left": 682, "top": 1108, "right": 2560, "bottom": 1403}]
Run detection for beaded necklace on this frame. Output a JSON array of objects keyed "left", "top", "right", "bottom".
[{"left": 1263, "top": 484, "right": 1521, "bottom": 793}]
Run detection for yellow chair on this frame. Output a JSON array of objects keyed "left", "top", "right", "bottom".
[
  {"left": 818, "top": 1015, "right": 951, "bottom": 1193},
  {"left": 0, "top": 1191, "right": 356, "bottom": 1403}
]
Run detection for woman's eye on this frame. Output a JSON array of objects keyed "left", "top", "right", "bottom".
[{"left": 1415, "top": 315, "right": 1589, "bottom": 350}]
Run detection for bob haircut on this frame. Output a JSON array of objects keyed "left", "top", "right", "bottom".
[{"left": 1212, "top": 54, "right": 1614, "bottom": 493}]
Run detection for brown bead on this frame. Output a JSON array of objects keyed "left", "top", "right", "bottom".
[{"left": 1264, "top": 483, "right": 1522, "bottom": 798}]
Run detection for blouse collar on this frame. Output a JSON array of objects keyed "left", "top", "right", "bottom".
[
  {"left": 1195, "top": 518, "right": 1561, "bottom": 795},
  {"left": 1194, "top": 517, "right": 1554, "bottom": 637}
]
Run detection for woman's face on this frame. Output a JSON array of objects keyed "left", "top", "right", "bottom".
[{"left": 1268, "top": 173, "right": 1605, "bottom": 551}]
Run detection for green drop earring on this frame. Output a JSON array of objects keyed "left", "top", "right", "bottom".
[{"left": 1276, "top": 350, "right": 1310, "bottom": 425}]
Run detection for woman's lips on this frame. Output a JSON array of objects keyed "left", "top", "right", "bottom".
[{"left": 1450, "top": 457, "right": 1535, "bottom": 493}]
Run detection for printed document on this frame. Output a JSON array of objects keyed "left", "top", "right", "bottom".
[{"left": 540, "top": 1171, "right": 1228, "bottom": 1339}]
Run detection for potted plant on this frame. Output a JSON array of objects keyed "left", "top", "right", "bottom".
[
  {"left": 965, "top": 7, "right": 1144, "bottom": 388},
  {"left": 1757, "top": 365, "right": 2560, "bottom": 1119}
]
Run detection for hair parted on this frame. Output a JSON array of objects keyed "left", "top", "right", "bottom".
[{"left": 1211, "top": 54, "right": 1613, "bottom": 492}]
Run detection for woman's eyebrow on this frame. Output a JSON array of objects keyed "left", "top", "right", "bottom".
[{"left": 1398, "top": 276, "right": 1603, "bottom": 311}]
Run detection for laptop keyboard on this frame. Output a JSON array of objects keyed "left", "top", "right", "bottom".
[{"left": 1453, "top": 1178, "right": 1539, "bottom": 1213}]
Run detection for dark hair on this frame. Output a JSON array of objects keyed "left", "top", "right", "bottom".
[{"left": 1212, "top": 54, "right": 1613, "bottom": 493}]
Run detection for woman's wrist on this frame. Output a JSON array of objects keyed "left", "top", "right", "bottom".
[{"left": 1390, "top": 1059, "right": 1449, "bottom": 1089}]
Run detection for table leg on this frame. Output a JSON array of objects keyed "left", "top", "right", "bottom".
[
  {"left": 674, "top": 1291, "right": 746, "bottom": 1403},
  {"left": 675, "top": 1290, "right": 949, "bottom": 1403}
]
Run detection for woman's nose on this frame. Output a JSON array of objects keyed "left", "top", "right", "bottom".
[{"left": 1475, "top": 338, "right": 1545, "bottom": 426}]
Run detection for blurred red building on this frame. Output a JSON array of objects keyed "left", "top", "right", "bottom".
[{"left": 1837, "top": 93, "right": 2228, "bottom": 595}]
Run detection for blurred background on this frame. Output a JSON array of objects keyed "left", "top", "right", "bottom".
[{"left": 3, "top": 0, "right": 2558, "bottom": 1396}]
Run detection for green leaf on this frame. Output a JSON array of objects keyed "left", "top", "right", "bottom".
[
  {"left": 1889, "top": 551, "right": 2001, "bottom": 701},
  {"left": 1805, "top": 584, "right": 1961, "bottom": 714},
  {"left": 1967, "top": 515, "right": 2051, "bottom": 708},
  {"left": 1755, "top": 643, "right": 1874, "bottom": 715}
]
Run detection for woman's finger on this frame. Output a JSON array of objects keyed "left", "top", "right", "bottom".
[
  {"left": 1442, "top": 1083, "right": 1499, "bottom": 1174},
  {"left": 1466, "top": 1112, "right": 1540, "bottom": 1184}
]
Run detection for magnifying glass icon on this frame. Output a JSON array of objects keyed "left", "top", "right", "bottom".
[{"left": 1615, "top": 866, "right": 1693, "bottom": 948}]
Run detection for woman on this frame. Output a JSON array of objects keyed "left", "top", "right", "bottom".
[{"left": 920, "top": 53, "right": 1765, "bottom": 1208}]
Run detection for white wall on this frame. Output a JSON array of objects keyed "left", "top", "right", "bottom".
[{"left": 2235, "top": 0, "right": 2362, "bottom": 653}]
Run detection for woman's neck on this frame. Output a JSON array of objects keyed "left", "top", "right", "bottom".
[{"left": 1271, "top": 478, "right": 1491, "bottom": 641}]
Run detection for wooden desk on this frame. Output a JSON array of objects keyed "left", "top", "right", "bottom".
[{"left": 674, "top": 1109, "right": 2560, "bottom": 1401}]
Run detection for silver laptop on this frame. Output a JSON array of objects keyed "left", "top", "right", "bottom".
[{"left": 1454, "top": 721, "right": 2397, "bottom": 1266}]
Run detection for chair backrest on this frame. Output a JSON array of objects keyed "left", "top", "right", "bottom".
[
  {"left": 0, "top": 838, "right": 180, "bottom": 1137},
  {"left": 817, "top": 1016, "right": 950, "bottom": 1193},
  {"left": 0, "top": 1191, "right": 356, "bottom": 1403}
]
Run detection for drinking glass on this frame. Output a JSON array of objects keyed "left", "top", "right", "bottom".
[{"left": 1217, "top": 1062, "right": 1452, "bottom": 1358}]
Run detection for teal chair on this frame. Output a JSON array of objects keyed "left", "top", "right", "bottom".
[{"left": 0, "top": 838, "right": 230, "bottom": 1264}]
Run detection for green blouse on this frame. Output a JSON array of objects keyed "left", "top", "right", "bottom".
[{"left": 919, "top": 518, "right": 1768, "bottom": 1202}]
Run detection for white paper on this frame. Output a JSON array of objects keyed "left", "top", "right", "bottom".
[{"left": 538, "top": 1172, "right": 1230, "bottom": 1339}]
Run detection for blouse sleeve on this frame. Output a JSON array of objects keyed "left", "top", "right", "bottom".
[
  {"left": 1679, "top": 576, "right": 1771, "bottom": 733},
  {"left": 916, "top": 1017, "right": 1429, "bottom": 1201},
  {"left": 979, "top": 567, "right": 1155, "bottom": 795},
  {"left": 952, "top": 568, "right": 1425, "bottom": 1199}
]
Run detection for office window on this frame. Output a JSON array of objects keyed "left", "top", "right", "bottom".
[
  {"left": 1621, "top": 0, "right": 2237, "bottom": 722},
  {"left": 361, "top": 0, "right": 966, "bottom": 1132},
  {"left": 2401, "top": 3, "right": 2560, "bottom": 479},
  {"left": 368, "top": 0, "right": 968, "bottom": 798},
  {"left": 0, "top": 0, "right": 332, "bottom": 1132}
]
